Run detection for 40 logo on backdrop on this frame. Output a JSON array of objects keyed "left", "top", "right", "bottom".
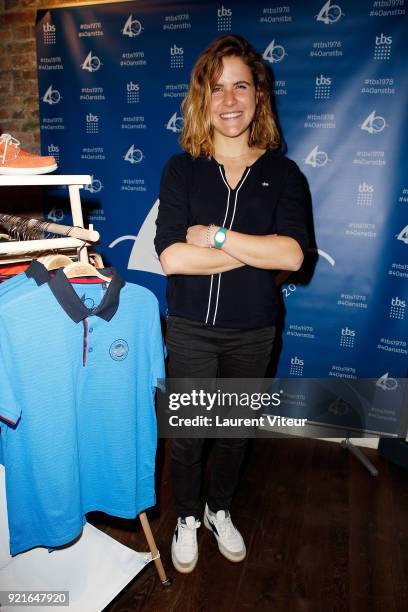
[{"left": 36, "top": 0, "right": 408, "bottom": 400}]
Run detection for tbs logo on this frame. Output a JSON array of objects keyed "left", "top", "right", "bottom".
[
  {"left": 359, "top": 182, "right": 374, "bottom": 193},
  {"left": 218, "top": 5, "right": 232, "bottom": 16},
  {"left": 316, "top": 75, "right": 331, "bottom": 86},
  {"left": 290, "top": 356, "right": 304, "bottom": 375},
  {"left": 170, "top": 45, "right": 184, "bottom": 68},
  {"left": 390, "top": 296, "right": 405, "bottom": 319},
  {"left": 43, "top": 22, "right": 56, "bottom": 44},
  {"left": 376, "top": 33, "right": 392, "bottom": 46},
  {"left": 48, "top": 144, "right": 59, "bottom": 153},
  {"left": 170, "top": 45, "right": 183, "bottom": 56},
  {"left": 127, "top": 81, "right": 140, "bottom": 103},
  {"left": 86, "top": 113, "right": 99, "bottom": 133},
  {"left": 340, "top": 326, "right": 355, "bottom": 348},
  {"left": 374, "top": 34, "right": 392, "bottom": 60}
]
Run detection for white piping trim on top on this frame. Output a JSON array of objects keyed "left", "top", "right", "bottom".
[
  {"left": 205, "top": 274, "right": 214, "bottom": 324},
  {"left": 205, "top": 167, "right": 231, "bottom": 324},
  {"left": 211, "top": 166, "right": 252, "bottom": 326}
]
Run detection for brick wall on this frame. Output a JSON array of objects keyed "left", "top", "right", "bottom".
[
  {"left": 0, "top": 0, "right": 85, "bottom": 153},
  {"left": 0, "top": 0, "right": 84, "bottom": 215}
]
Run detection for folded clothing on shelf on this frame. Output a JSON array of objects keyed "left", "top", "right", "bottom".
[{"left": 0, "top": 133, "right": 57, "bottom": 175}]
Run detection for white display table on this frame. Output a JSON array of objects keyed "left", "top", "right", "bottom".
[{"left": 0, "top": 466, "right": 150, "bottom": 612}]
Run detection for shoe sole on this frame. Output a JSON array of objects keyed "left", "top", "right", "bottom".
[
  {"left": 171, "top": 547, "right": 198, "bottom": 574},
  {"left": 204, "top": 513, "right": 246, "bottom": 563},
  {"left": 0, "top": 164, "right": 58, "bottom": 175}
]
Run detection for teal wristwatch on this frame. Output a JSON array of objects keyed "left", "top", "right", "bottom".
[{"left": 214, "top": 226, "right": 227, "bottom": 249}]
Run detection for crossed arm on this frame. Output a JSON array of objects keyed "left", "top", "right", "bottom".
[
  {"left": 159, "top": 226, "right": 304, "bottom": 276},
  {"left": 156, "top": 156, "right": 307, "bottom": 277}
]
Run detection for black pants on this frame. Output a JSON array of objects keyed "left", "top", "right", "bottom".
[{"left": 166, "top": 316, "right": 275, "bottom": 518}]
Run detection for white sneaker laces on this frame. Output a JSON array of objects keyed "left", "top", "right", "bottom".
[
  {"left": 0, "top": 133, "right": 20, "bottom": 164},
  {"left": 216, "top": 512, "right": 237, "bottom": 539},
  {"left": 178, "top": 518, "right": 200, "bottom": 552}
]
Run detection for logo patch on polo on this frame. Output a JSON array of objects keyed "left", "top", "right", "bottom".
[{"left": 109, "top": 339, "right": 129, "bottom": 361}]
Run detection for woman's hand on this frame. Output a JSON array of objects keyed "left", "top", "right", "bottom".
[
  {"left": 221, "top": 231, "right": 304, "bottom": 271},
  {"left": 186, "top": 225, "right": 210, "bottom": 248},
  {"left": 184, "top": 225, "right": 303, "bottom": 271}
]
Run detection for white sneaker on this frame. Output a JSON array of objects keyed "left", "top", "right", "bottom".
[
  {"left": 171, "top": 516, "right": 201, "bottom": 573},
  {"left": 204, "top": 504, "right": 246, "bottom": 562}
]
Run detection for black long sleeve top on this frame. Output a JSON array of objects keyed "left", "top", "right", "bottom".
[{"left": 155, "top": 149, "right": 309, "bottom": 329}]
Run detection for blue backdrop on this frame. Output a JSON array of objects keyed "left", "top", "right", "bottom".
[{"left": 35, "top": 1, "right": 408, "bottom": 433}]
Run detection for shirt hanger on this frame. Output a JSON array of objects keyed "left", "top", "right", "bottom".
[
  {"left": 38, "top": 254, "right": 72, "bottom": 271},
  {"left": 63, "top": 260, "right": 112, "bottom": 283}
]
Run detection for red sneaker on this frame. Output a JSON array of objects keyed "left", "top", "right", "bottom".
[{"left": 0, "top": 133, "right": 57, "bottom": 175}]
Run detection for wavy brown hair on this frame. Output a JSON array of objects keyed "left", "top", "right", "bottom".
[{"left": 180, "top": 34, "right": 280, "bottom": 158}]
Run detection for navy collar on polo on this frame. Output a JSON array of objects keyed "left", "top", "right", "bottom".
[
  {"left": 25, "top": 260, "right": 50, "bottom": 285},
  {"left": 46, "top": 267, "right": 125, "bottom": 323},
  {"left": 27, "top": 260, "right": 125, "bottom": 322}
]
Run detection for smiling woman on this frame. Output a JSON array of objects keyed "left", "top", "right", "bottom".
[
  {"left": 154, "top": 34, "right": 309, "bottom": 575},
  {"left": 180, "top": 34, "right": 279, "bottom": 159},
  {"left": 209, "top": 56, "right": 257, "bottom": 144}
]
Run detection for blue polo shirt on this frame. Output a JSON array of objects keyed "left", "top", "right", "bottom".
[
  {"left": 0, "top": 261, "right": 49, "bottom": 468},
  {"left": 0, "top": 260, "right": 49, "bottom": 300},
  {"left": 0, "top": 268, "right": 165, "bottom": 556}
]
